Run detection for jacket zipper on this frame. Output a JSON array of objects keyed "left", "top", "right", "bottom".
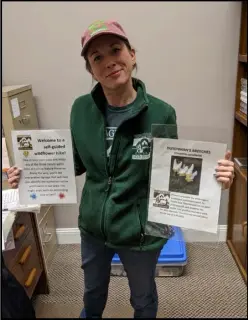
[
  {"left": 102, "top": 138, "right": 121, "bottom": 237},
  {"left": 137, "top": 200, "right": 145, "bottom": 250},
  {"left": 100, "top": 118, "right": 112, "bottom": 241},
  {"left": 100, "top": 104, "right": 148, "bottom": 242}
]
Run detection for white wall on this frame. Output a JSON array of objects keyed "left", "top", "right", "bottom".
[{"left": 2, "top": 1, "right": 241, "bottom": 227}]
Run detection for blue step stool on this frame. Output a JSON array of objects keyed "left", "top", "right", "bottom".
[{"left": 111, "top": 226, "right": 187, "bottom": 277}]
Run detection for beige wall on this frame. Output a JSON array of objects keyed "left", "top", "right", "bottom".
[{"left": 2, "top": 2, "right": 241, "bottom": 227}]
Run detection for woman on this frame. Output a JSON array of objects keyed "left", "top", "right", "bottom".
[{"left": 8, "top": 20, "right": 235, "bottom": 318}]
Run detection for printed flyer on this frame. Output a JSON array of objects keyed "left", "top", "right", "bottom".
[
  {"left": 11, "top": 129, "right": 77, "bottom": 205},
  {"left": 147, "top": 138, "right": 227, "bottom": 234}
]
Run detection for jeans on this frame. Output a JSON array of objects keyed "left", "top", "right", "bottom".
[{"left": 80, "top": 233, "right": 161, "bottom": 318}]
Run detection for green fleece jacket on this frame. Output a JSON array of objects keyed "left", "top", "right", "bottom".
[{"left": 70, "top": 78, "right": 177, "bottom": 251}]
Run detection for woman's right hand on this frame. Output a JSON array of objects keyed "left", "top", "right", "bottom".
[{"left": 7, "top": 166, "right": 22, "bottom": 189}]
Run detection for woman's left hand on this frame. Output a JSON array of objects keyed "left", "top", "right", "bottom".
[{"left": 215, "top": 150, "right": 235, "bottom": 190}]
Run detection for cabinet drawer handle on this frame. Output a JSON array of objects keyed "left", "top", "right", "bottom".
[
  {"left": 242, "top": 221, "right": 247, "bottom": 239},
  {"left": 19, "top": 245, "right": 32, "bottom": 265},
  {"left": 21, "top": 115, "right": 31, "bottom": 125},
  {"left": 43, "top": 233, "right": 53, "bottom": 244},
  {"left": 14, "top": 225, "right": 26, "bottom": 240},
  {"left": 24, "top": 268, "right": 37, "bottom": 288},
  {"left": 19, "top": 100, "right": 26, "bottom": 109},
  {"left": 42, "top": 222, "right": 53, "bottom": 243}
]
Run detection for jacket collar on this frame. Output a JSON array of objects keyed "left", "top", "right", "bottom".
[{"left": 90, "top": 78, "right": 149, "bottom": 112}]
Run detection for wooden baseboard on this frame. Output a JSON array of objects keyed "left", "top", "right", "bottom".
[{"left": 227, "top": 240, "right": 247, "bottom": 284}]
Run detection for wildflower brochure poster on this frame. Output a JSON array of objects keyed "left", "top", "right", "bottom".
[
  {"left": 148, "top": 138, "right": 227, "bottom": 234},
  {"left": 11, "top": 129, "right": 77, "bottom": 205}
]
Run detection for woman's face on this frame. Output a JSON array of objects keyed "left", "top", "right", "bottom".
[{"left": 87, "top": 34, "right": 136, "bottom": 90}]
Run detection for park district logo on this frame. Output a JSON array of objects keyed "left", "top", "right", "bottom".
[
  {"left": 106, "top": 127, "right": 117, "bottom": 157},
  {"left": 106, "top": 127, "right": 117, "bottom": 140},
  {"left": 132, "top": 134, "right": 152, "bottom": 160}
]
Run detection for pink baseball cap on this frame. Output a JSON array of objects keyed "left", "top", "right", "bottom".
[{"left": 81, "top": 20, "right": 129, "bottom": 56}]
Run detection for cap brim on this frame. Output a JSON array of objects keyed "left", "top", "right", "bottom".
[{"left": 81, "top": 31, "right": 129, "bottom": 57}]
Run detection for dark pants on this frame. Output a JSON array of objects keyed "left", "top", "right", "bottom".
[
  {"left": 80, "top": 233, "right": 161, "bottom": 318},
  {"left": 1, "top": 254, "right": 36, "bottom": 318}
]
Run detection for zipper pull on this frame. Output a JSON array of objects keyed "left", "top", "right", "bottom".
[
  {"left": 140, "top": 233, "right": 145, "bottom": 250},
  {"left": 105, "top": 176, "right": 112, "bottom": 192}
]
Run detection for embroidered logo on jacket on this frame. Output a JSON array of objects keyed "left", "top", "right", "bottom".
[
  {"left": 132, "top": 134, "right": 152, "bottom": 160},
  {"left": 106, "top": 127, "right": 117, "bottom": 157}
]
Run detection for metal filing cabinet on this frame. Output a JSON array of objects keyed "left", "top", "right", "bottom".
[
  {"left": 2, "top": 84, "right": 58, "bottom": 272},
  {"left": 2, "top": 84, "right": 39, "bottom": 166},
  {"left": 35, "top": 205, "right": 58, "bottom": 271}
]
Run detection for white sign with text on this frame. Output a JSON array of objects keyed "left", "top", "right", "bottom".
[
  {"left": 12, "top": 129, "right": 77, "bottom": 205},
  {"left": 147, "top": 138, "right": 227, "bottom": 234}
]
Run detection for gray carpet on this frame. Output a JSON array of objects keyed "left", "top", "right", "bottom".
[{"left": 33, "top": 243, "right": 247, "bottom": 318}]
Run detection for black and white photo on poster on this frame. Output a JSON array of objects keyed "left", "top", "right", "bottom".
[
  {"left": 17, "top": 135, "right": 33, "bottom": 150},
  {"left": 153, "top": 190, "right": 170, "bottom": 208}
]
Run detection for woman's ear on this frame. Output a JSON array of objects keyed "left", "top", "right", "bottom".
[
  {"left": 88, "top": 68, "right": 97, "bottom": 81},
  {"left": 130, "top": 48, "right": 136, "bottom": 64},
  {"left": 92, "top": 74, "right": 97, "bottom": 81},
  {"left": 88, "top": 65, "right": 96, "bottom": 80}
]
